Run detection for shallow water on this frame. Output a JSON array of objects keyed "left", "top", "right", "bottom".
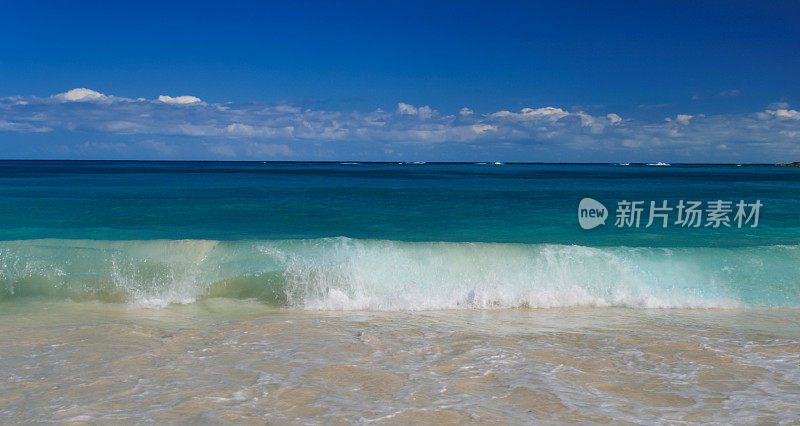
[{"left": 1, "top": 299, "right": 798, "bottom": 423}]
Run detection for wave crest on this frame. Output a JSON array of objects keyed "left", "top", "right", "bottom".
[{"left": 1, "top": 238, "right": 798, "bottom": 309}]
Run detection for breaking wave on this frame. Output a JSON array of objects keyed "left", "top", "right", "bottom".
[{"left": 1, "top": 238, "right": 798, "bottom": 309}]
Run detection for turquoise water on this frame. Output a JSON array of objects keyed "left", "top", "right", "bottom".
[{"left": 1, "top": 161, "right": 799, "bottom": 308}]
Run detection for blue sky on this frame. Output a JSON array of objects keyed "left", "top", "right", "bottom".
[{"left": 1, "top": 0, "right": 799, "bottom": 161}]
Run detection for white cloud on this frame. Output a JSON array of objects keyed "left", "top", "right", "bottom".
[
  {"left": 490, "top": 110, "right": 513, "bottom": 118},
  {"left": 225, "top": 122, "right": 294, "bottom": 138},
  {"left": 0, "top": 121, "right": 52, "bottom": 132},
  {"left": 2, "top": 89, "right": 800, "bottom": 161},
  {"left": 417, "top": 105, "right": 433, "bottom": 119},
  {"left": 158, "top": 95, "right": 202, "bottom": 105},
  {"left": 521, "top": 107, "right": 569, "bottom": 120},
  {"left": 766, "top": 109, "right": 800, "bottom": 120},
  {"left": 53, "top": 88, "right": 107, "bottom": 102},
  {"left": 226, "top": 123, "right": 256, "bottom": 136},
  {"left": 472, "top": 124, "right": 497, "bottom": 133},
  {"left": 397, "top": 102, "right": 433, "bottom": 119},
  {"left": 397, "top": 102, "right": 417, "bottom": 115},
  {"left": 490, "top": 107, "right": 571, "bottom": 122}
]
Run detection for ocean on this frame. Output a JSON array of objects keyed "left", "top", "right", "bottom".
[{"left": 1, "top": 161, "right": 799, "bottom": 423}]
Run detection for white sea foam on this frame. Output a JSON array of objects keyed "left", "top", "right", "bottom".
[
  {"left": 1, "top": 238, "right": 798, "bottom": 309},
  {"left": 265, "top": 239, "right": 744, "bottom": 310}
]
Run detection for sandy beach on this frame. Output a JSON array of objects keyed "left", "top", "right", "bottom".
[{"left": 2, "top": 299, "right": 798, "bottom": 423}]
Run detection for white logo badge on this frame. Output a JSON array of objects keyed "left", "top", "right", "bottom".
[{"left": 578, "top": 198, "right": 607, "bottom": 229}]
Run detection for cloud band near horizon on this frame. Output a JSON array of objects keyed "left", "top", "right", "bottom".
[{"left": 1, "top": 88, "right": 798, "bottom": 162}]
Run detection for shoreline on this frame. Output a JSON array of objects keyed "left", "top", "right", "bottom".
[{"left": 2, "top": 299, "right": 798, "bottom": 423}]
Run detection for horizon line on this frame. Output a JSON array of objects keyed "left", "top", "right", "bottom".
[{"left": 0, "top": 159, "right": 786, "bottom": 166}]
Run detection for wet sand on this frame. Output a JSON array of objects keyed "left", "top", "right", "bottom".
[{"left": 1, "top": 299, "right": 798, "bottom": 423}]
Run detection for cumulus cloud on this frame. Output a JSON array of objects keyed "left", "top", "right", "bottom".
[
  {"left": 491, "top": 107, "right": 569, "bottom": 121},
  {"left": 158, "top": 95, "right": 202, "bottom": 105},
  {"left": 397, "top": 102, "right": 433, "bottom": 118},
  {"left": 764, "top": 109, "right": 800, "bottom": 120},
  {"left": 53, "top": 88, "right": 107, "bottom": 102},
  {"left": 397, "top": 102, "right": 417, "bottom": 115},
  {"left": 1, "top": 88, "right": 800, "bottom": 161}
]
